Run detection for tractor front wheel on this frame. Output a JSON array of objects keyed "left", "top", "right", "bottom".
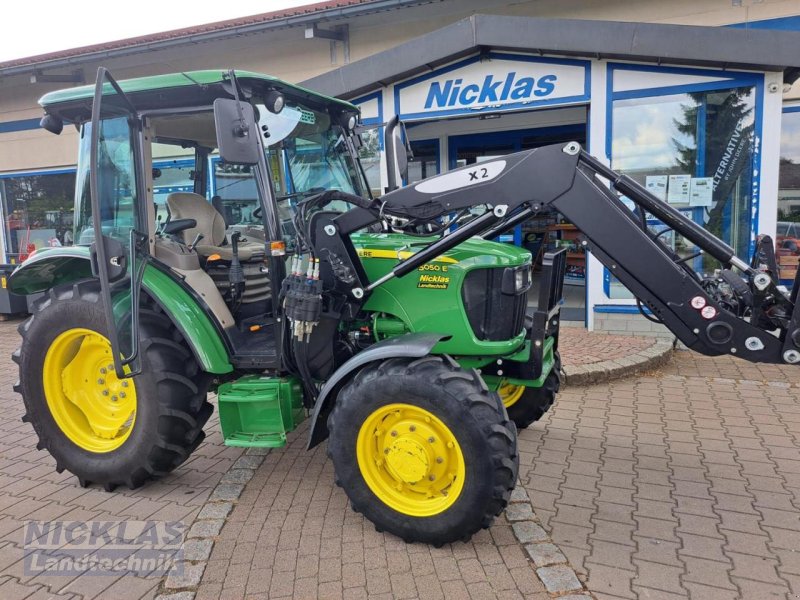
[
  {"left": 14, "top": 281, "right": 212, "bottom": 491},
  {"left": 498, "top": 351, "right": 562, "bottom": 430},
  {"left": 328, "top": 356, "right": 518, "bottom": 545}
]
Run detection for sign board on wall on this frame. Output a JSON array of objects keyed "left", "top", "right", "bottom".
[{"left": 394, "top": 52, "right": 590, "bottom": 121}]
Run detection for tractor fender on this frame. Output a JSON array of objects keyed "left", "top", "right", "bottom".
[
  {"left": 306, "top": 332, "right": 449, "bottom": 449},
  {"left": 8, "top": 248, "right": 233, "bottom": 375}
]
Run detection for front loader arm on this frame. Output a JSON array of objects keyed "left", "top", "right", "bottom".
[{"left": 346, "top": 142, "right": 799, "bottom": 366}]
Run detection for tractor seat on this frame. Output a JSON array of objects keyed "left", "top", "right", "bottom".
[{"left": 165, "top": 192, "right": 264, "bottom": 261}]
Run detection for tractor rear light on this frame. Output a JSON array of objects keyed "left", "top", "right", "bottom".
[
  {"left": 270, "top": 241, "right": 286, "bottom": 256},
  {"left": 690, "top": 296, "right": 706, "bottom": 309},
  {"left": 701, "top": 305, "right": 717, "bottom": 320}
]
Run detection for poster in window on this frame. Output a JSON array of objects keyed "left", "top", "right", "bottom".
[
  {"left": 645, "top": 175, "right": 668, "bottom": 201},
  {"left": 689, "top": 177, "right": 714, "bottom": 207},
  {"left": 667, "top": 174, "right": 691, "bottom": 204}
]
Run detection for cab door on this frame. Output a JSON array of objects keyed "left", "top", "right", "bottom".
[{"left": 89, "top": 68, "right": 148, "bottom": 377}]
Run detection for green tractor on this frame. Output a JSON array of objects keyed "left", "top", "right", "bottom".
[
  {"left": 14, "top": 67, "right": 800, "bottom": 545},
  {"left": 10, "top": 68, "right": 563, "bottom": 545}
]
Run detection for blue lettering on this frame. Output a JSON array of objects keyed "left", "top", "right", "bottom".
[
  {"left": 510, "top": 77, "right": 535, "bottom": 100},
  {"left": 500, "top": 72, "right": 515, "bottom": 101},
  {"left": 459, "top": 84, "right": 480, "bottom": 105},
  {"left": 424, "top": 80, "right": 452, "bottom": 109},
  {"left": 448, "top": 79, "right": 463, "bottom": 106},
  {"left": 424, "top": 71, "right": 561, "bottom": 108},
  {"left": 478, "top": 75, "right": 501, "bottom": 103},
  {"left": 534, "top": 74, "right": 557, "bottom": 97}
]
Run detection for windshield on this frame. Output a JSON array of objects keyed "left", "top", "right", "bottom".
[{"left": 259, "top": 102, "right": 368, "bottom": 203}]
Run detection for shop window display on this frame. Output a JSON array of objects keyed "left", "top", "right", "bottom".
[
  {"left": 609, "top": 86, "right": 757, "bottom": 298},
  {"left": 778, "top": 109, "right": 800, "bottom": 286},
  {"left": 0, "top": 171, "right": 76, "bottom": 261}
]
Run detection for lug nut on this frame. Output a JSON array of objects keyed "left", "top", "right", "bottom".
[
  {"left": 102, "top": 390, "right": 109, "bottom": 396},
  {"left": 111, "top": 396, "right": 118, "bottom": 402},
  {"left": 390, "top": 430, "right": 397, "bottom": 437},
  {"left": 119, "top": 392, "right": 126, "bottom": 399},
  {"left": 384, "top": 448, "right": 389, "bottom": 454},
  {"left": 436, "top": 457, "right": 444, "bottom": 464},
  {"left": 409, "top": 425, "right": 416, "bottom": 432},
  {"left": 429, "top": 474, "right": 435, "bottom": 481},
  {"left": 99, "top": 367, "right": 106, "bottom": 375},
  {"left": 97, "top": 378, "right": 105, "bottom": 385},
  {"left": 121, "top": 381, "right": 128, "bottom": 388},
  {"left": 428, "top": 437, "right": 435, "bottom": 443}
]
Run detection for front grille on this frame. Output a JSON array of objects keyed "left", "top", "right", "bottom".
[{"left": 461, "top": 268, "right": 527, "bottom": 341}]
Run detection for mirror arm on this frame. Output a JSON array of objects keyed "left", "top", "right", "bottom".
[{"left": 226, "top": 69, "right": 250, "bottom": 139}]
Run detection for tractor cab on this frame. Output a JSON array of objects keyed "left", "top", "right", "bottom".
[{"left": 39, "top": 69, "right": 364, "bottom": 374}]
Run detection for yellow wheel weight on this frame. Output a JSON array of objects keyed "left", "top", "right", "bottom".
[
  {"left": 356, "top": 403, "right": 466, "bottom": 517},
  {"left": 42, "top": 328, "right": 137, "bottom": 453},
  {"left": 497, "top": 382, "right": 525, "bottom": 408}
]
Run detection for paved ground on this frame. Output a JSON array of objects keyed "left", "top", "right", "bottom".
[
  {"left": 558, "top": 328, "right": 654, "bottom": 367},
  {"left": 0, "top": 320, "right": 245, "bottom": 600},
  {"left": 520, "top": 352, "right": 800, "bottom": 600},
  {"left": 0, "top": 313, "right": 797, "bottom": 600}
]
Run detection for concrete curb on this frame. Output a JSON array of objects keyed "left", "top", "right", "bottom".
[
  {"left": 562, "top": 338, "right": 675, "bottom": 387},
  {"left": 154, "top": 448, "right": 270, "bottom": 600},
  {"left": 507, "top": 484, "right": 593, "bottom": 598}
]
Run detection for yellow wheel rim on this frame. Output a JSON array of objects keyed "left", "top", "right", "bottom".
[
  {"left": 42, "top": 328, "right": 137, "bottom": 453},
  {"left": 356, "top": 403, "right": 466, "bottom": 517},
  {"left": 498, "top": 382, "right": 525, "bottom": 408}
]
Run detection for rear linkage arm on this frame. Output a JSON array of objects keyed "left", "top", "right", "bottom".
[{"left": 314, "top": 142, "right": 800, "bottom": 365}]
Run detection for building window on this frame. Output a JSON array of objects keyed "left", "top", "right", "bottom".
[
  {"left": 778, "top": 108, "right": 800, "bottom": 285},
  {"left": 358, "top": 128, "right": 382, "bottom": 197},
  {"left": 407, "top": 139, "right": 439, "bottom": 184},
  {"left": 0, "top": 171, "right": 76, "bottom": 261},
  {"left": 609, "top": 86, "right": 757, "bottom": 298}
]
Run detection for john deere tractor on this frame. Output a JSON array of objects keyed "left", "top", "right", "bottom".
[{"left": 12, "top": 68, "right": 800, "bottom": 545}]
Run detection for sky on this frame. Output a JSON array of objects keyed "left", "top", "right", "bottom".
[{"left": 1, "top": 0, "right": 323, "bottom": 62}]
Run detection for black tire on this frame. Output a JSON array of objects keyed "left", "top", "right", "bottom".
[
  {"left": 13, "top": 280, "right": 212, "bottom": 491},
  {"left": 503, "top": 351, "right": 561, "bottom": 430},
  {"left": 327, "top": 355, "right": 519, "bottom": 546}
]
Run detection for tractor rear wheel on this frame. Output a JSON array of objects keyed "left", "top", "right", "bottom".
[
  {"left": 498, "top": 351, "right": 562, "bottom": 430},
  {"left": 13, "top": 280, "right": 212, "bottom": 490},
  {"left": 327, "top": 355, "right": 518, "bottom": 545}
]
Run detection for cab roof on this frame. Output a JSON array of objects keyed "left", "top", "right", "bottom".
[{"left": 39, "top": 69, "right": 358, "bottom": 123}]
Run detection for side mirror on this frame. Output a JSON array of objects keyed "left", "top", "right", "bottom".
[
  {"left": 384, "top": 115, "right": 413, "bottom": 192},
  {"left": 213, "top": 98, "right": 260, "bottom": 165}
]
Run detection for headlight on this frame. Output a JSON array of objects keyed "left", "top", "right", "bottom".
[{"left": 501, "top": 264, "right": 532, "bottom": 295}]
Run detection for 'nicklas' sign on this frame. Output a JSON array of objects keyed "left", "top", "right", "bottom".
[
  {"left": 396, "top": 54, "right": 588, "bottom": 118},
  {"left": 424, "top": 73, "right": 558, "bottom": 109}
]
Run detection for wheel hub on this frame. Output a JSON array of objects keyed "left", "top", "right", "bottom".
[
  {"left": 356, "top": 403, "right": 465, "bottom": 517},
  {"left": 43, "top": 328, "right": 137, "bottom": 453},
  {"left": 385, "top": 437, "right": 429, "bottom": 484}
]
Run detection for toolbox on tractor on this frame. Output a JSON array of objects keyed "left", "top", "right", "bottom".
[{"left": 7, "top": 67, "right": 799, "bottom": 546}]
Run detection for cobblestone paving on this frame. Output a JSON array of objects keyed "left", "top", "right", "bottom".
[
  {"left": 559, "top": 328, "right": 654, "bottom": 367},
  {"left": 2, "top": 308, "right": 799, "bottom": 600},
  {"left": 196, "top": 422, "right": 551, "bottom": 600},
  {"left": 0, "top": 320, "right": 245, "bottom": 600},
  {"left": 518, "top": 351, "right": 800, "bottom": 600}
]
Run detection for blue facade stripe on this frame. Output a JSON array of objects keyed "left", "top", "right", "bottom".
[
  {"left": 728, "top": 16, "right": 800, "bottom": 31},
  {"left": 0, "top": 118, "right": 41, "bottom": 134}
]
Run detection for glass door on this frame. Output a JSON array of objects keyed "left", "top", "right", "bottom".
[{"left": 88, "top": 68, "right": 148, "bottom": 377}]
